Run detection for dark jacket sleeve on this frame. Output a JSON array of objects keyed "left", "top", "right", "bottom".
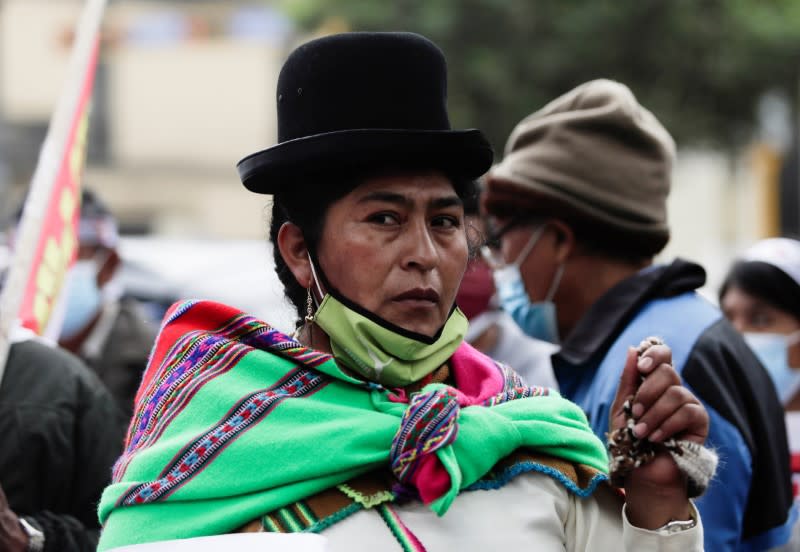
[
  {"left": 682, "top": 318, "right": 793, "bottom": 541},
  {"left": 0, "top": 341, "right": 127, "bottom": 552},
  {"left": 27, "top": 512, "right": 99, "bottom": 552}
]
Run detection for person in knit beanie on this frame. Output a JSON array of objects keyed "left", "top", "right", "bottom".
[
  {"left": 455, "top": 182, "right": 559, "bottom": 389},
  {"left": 482, "top": 79, "right": 795, "bottom": 551}
]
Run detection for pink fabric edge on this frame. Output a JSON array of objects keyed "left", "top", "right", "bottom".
[
  {"left": 411, "top": 454, "right": 452, "bottom": 505},
  {"left": 405, "top": 343, "right": 506, "bottom": 504},
  {"left": 448, "top": 342, "right": 506, "bottom": 406}
]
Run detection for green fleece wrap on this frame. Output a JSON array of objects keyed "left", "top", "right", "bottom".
[{"left": 97, "top": 300, "right": 607, "bottom": 550}]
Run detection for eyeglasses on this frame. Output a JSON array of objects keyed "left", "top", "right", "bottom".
[
  {"left": 481, "top": 217, "right": 547, "bottom": 270},
  {"left": 484, "top": 217, "right": 524, "bottom": 249}
]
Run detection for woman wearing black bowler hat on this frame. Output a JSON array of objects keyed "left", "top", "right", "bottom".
[{"left": 97, "top": 32, "right": 712, "bottom": 551}]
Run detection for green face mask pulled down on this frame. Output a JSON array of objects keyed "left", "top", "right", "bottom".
[{"left": 313, "top": 294, "right": 468, "bottom": 387}]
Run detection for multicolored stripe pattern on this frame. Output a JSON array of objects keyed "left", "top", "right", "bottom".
[
  {"left": 390, "top": 386, "right": 459, "bottom": 485},
  {"left": 496, "top": 360, "right": 527, "bottom": 390},
  {"left": 481, "top": 359, "right": 551, "bottom": 406},
  {"left": 377, "top": 503, "right": 428, "bottom": 552},
  {"left": 113, "top": 301, "right": 333, "bottom": 482},
  {"left": 482, "top": 385, "right": 550, "bottom": 407},
  {"left": 115, "top": 314, "right": 270, "bottom": 480},
  {"left": 118, "top": 368, "right": 328, "bottom": 506},
  {"left": 262, "top": 500, "right": 320, "bottom": 533}
]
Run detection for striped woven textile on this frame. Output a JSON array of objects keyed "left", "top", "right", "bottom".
[{"left": 97, "top": 300, "right": 607, "bottom": 550}]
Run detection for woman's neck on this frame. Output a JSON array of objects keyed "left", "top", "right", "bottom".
[{"left": 296, "top": 323, "right": 333, "bottom": 354}]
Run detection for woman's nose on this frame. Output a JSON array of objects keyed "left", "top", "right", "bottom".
[{"left": 403, "top": 222, "right": 438, "bottom": 271}]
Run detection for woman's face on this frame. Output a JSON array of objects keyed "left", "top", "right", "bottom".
[
  {"left": 722, "top": 285, "right": 800, "bottom": 334},
  {"left": 722, "top": 285, "right": 800, "bottom": 372},
  {"left": 315, "top": 171, "right": 468, "bottom": 337}
]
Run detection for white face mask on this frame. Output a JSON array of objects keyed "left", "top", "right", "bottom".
[
  {"left": 487, "top": 225, "right": 564, "bottom": 344},
  {"left": 744, "top": 331, "right": 800, "bottom": 405}
]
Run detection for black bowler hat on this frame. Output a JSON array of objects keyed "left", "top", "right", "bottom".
[{"left": 237, "top": 32, "right": 494, "bottom": 194}]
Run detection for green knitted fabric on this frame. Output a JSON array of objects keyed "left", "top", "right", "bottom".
[{"left": 97, "top": 300, "right": 607, "bottom": 550}]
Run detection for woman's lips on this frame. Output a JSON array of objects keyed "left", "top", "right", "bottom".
[{"left": 392, "top": 288, "right": 440, "bottom": 307}]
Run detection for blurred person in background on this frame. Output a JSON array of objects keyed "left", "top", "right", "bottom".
[
  {"left": 482, "top": 79, "right": 794, "bottom": 551},
  {"left": 0, "top": 321, "right": 125, "bottom": 551},
  {"left": 97, "top": 33, "right": 714, "bottom": 551},
  {"left": 720, "top": 238, "right": 800, "bottom": 408},
  {"left": 719, "top": 237, "right": 800, "bottom": 551},
  {"left": 55, "top": 189, "right": 157, "bottom": 416},
  {"left": 456, "top": 186, "right": 558, "bottom": 388}
]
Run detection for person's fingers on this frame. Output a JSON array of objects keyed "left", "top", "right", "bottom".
[
  {"left": 632, "top": 385, "right": 700, "bottom": 441},
  {"left": 630, "top": 362, "right": 681, "bottom": 418},
  {"left": 636, "top": 343, "right": 672, "bottom": 377},
  {"left": 647, "top": 402, "right": 708, "bottom": 444},
  {"left": 610, "top": 347, "right": 640, "bottom": 431}
]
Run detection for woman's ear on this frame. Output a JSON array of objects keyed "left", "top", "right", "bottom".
[
  {"left": 548, "top": 219, "right": 575, "bottom": 263},
  {"left": 277, "top": 222, "right": 312, "bottom": 288}
]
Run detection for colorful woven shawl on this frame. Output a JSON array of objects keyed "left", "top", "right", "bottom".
[{"left": 97, "top": 300, "right": 608, "bottom": 550}]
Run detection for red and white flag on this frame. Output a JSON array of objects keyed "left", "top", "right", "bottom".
[{"left": 0, "top": 0, "right": 108, "bottom": 381}]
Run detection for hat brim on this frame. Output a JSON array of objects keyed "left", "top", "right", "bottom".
[{"left": 237, "top": 128, "right": 493, "bottom": 194}]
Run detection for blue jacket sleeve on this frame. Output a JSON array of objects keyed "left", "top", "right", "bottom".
[{"left": 683, "top": 319, "right": 794, "bottom": 550}]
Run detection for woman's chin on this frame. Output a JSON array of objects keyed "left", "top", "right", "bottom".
[{"left": 382, "top": 311, "right": 446, "bottom": 338}]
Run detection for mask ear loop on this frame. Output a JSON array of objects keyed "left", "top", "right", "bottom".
[
  {"left": 515, "top": 223, "right": 564, "bottom": 303},
  {"left": 307, "top": 253, "right": 325, "bottom": 306},
  {"left": 545, "top": 263, "right": 565, "bottom": 302},
  {"left": 480, "top": 221, "right": 547, "bottom": 271},
  {"left": 511, "top": 224, "right": 547, "bottom": 268}
]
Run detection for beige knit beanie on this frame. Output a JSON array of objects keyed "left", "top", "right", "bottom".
[{"left": 484, "top": 79, "right": 676, "bottom": 254}]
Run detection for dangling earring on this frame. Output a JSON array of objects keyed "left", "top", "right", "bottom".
[{"left": 305, "top": 286, "right": 315, "bottom": 323}]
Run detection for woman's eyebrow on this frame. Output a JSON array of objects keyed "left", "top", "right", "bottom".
[
  {"left": 357, "top": 192, "right": 462, "bottom": 209},
  {"left": 358, "top": 191, "right": 410, "bottom": 206},
  {"left": 430, "top": 196, "right": 463, "bottom": 209}
]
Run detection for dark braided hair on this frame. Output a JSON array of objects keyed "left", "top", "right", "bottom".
[
  {"left": 269, "top": 177, "right": 358, "bottom": 327},
  {"left": 269, "top": 173, "right": 478, "bottom": 326}
]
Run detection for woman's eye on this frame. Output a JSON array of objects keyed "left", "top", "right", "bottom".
[
  {"left": 368, "top": 212, "right": 400, "bottom": 225},
  {"left": 432, "top": 215, "right": 460, "bottom": 229},
  {"left": 750, "top": 311, "right": 773, "bottom": 329}
]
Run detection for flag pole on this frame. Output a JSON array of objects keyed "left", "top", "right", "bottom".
[{"left": 0, "top": 0, "right": 108, "bottom": 383}]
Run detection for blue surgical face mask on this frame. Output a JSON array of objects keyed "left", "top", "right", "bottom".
[
  {"left": 490, "top": 225, "right": 564, "bottom": 344},
  {"left": 60, "top": 259, "right": 102, "bottom": 340},
  {"left": 744, "top": 332, "right": 800, "bottom": 405}
]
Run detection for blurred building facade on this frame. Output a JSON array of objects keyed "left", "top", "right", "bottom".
[
  {"left": 0, "top": 0, "right": 291, "bottom": 238},
  {"left": 0, "top": 0, "right": 797, "bottom": 301}
]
